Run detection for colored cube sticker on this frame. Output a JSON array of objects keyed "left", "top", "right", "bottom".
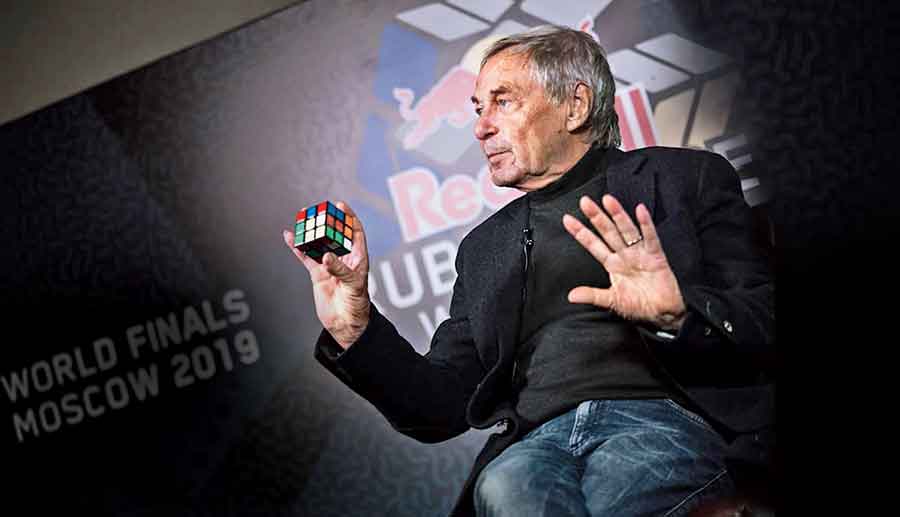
[{"left": 292, "top": 201, "right": 354, "bottom": 263}]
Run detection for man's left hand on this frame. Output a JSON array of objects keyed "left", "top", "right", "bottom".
[{"left": 563, "top": 194, "right": 686, "bottom": 331}]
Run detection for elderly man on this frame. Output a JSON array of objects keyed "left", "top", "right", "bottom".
[{"left": 284, "top": 26, "right": 774, "bottom": 517}]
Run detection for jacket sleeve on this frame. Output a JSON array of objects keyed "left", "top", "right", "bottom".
[
  {"left": 640, "top": 151, "right": 775, "bottom": 381},
  {"left": 314, "top": 242, "right": 486, "bottom": 443}
]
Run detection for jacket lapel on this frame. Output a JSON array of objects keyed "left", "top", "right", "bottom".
[
  {"left": 495, "top": 202, "right": 529, "bottom": 357},
  {"left": 466, "top": 197, "right": 527, "bottom": 425},
  {"left": 605, "top": 148, "right": 653, "bottom": 220}
]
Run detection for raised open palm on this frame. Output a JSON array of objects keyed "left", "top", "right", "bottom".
[{"left": 563, "top": 194, "right": 686, "bottom": 330}]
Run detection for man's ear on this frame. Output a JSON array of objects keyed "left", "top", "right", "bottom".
[{"left": 566, "top": 82, "right": 592, "bottom": 133}]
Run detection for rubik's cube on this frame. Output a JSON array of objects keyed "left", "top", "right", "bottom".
[{"left": 293, "top": 201, "right": 354, "bottom": 262}]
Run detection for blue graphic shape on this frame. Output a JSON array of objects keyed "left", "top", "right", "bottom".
[
  {"left": 349, "top": 201, "right": 399, "bottom": 260},
  {"left": 373, "top": 23, "right": 437, "bottom": 105},
  {"left": 357, "top": 115, "right": 394, "bottom": 200},
  {"left": 396, "top": 144, "right": 427, "bottom": 172},
  {"left": 355, "top": 114, "right": 401, "bottom": 258}
]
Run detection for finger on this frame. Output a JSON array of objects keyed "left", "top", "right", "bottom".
[
  {"left": 283, "top": 229, "right": 319, "bottom": 272},
  {"left": 563, "top": 214, "right": 610, "bottom": 264},
  {"left": 580, "top": 195, "right": 625, "bottom": 251},
  {"left": 568, "top": 286, "right": 614, "bottom": 309},
  {"left": 601, "top": 194, "right": 642, "bottom": 248},
  {"left": 335, "top": 200, "right": 358, "bottom": 219},
  {"left": 335, "top": 200, "right": 368, "bottom": 260},
  {"left": 635, "top": 203, "right": 663, "bottom": 255}
]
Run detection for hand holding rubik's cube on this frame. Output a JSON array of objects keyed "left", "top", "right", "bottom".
[{"left": 293, "top": 201, "right": 355, "bottom": 262}]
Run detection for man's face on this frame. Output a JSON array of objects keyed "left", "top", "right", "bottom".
[{"left": 471, "top": 50, "right": 571, "bottom": 190}]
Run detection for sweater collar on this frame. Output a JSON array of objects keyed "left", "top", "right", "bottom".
[{"left": 528, "top": 145, "right": 607, "bottom": 205}]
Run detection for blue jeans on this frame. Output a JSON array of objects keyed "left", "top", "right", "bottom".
[{"left": 474, "top": 399, "right": 734, "bottom": 517}]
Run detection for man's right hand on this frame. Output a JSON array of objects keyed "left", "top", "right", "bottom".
[{"left": 282, "top": 201, "right": 371, "bottom": 349}]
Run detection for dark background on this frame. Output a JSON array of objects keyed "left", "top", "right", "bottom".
[{"left": 704, "top": 1, "right": 899, "bottom": 513}]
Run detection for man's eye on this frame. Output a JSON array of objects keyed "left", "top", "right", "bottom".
[
  {"left": 475, "top": 107, "right": 483, "bottom": 116},
  {"left": 497, "top": 99, "right": 510, "bottom": 107}
]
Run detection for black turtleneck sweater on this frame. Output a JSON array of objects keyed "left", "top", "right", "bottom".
[{"left": 514, "top": 146, "right": 675, "bottom": 426}]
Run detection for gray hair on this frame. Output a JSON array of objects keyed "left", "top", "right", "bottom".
[{"left": 481, "top": 25, "right": 621, "bottom": 149}]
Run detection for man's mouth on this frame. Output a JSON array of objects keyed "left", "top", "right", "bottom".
[{"left": 487, "top": 150, "right": 510, "bottom": 163}]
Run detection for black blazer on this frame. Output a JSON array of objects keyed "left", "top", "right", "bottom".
[{"left": 316, "top": 146, "right": 775, "bottom": 516}]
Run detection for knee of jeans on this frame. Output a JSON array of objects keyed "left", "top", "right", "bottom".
[{"left": 474, "top": 461, "right": 520, "bottom": 511}]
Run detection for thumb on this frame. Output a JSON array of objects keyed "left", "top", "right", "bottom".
[
  {"left": 568, "top": 286, "right": 613, "bottom": 309},
  {"left": 323, "top": 253, "right": 361, "bottom": 286}
]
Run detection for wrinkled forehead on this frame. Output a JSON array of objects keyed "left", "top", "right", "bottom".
[{"left": 474, "top": 50, "right": 539, "bottom": 98}]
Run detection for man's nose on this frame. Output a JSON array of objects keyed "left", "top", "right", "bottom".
[{"left": 474, "top": 113, "right": 497, "bottom": 141}]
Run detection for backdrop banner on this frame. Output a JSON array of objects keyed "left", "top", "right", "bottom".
[{"left": 2, "top": 0, "right": 893, "bottom": 514}]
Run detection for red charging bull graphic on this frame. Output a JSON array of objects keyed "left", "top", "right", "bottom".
[{"left": 393, "top": 66, "right": 478, "bottom": 150}]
